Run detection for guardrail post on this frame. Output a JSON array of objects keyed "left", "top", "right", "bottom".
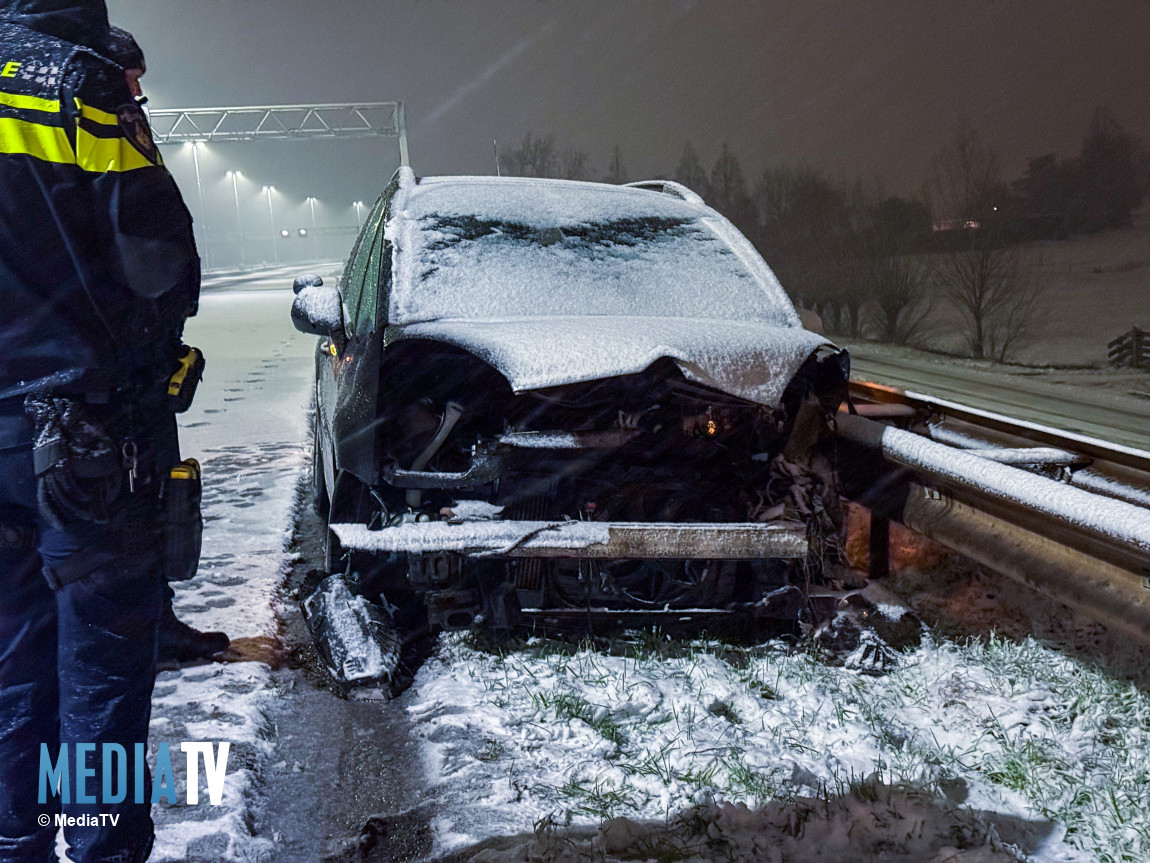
[{"left": 868, "top": 513, "right": 890, "bottom": 579}]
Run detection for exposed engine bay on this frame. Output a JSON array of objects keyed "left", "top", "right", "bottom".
[{"left": 330, "top": 341, "right": 850, "bottom": 638}]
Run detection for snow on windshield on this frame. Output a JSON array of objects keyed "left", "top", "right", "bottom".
[{"left": 389, "top": 176, "right": 800, "bottom": 326}]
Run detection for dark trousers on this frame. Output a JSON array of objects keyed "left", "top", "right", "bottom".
[{"left": 0, "top": 400, "right": 167, "bottom": 863}]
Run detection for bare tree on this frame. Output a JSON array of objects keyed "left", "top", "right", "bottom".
[
  {"left": 928, "top": 124, "right": 1045, "bottom": 360},
  {"left": 1073, "top": 106, "right": 1149, "bottom": 231},
  {"left": 752, "top": 166, "right": 865, "bottom": 334},
  {"left": 933, "top": 235, "right": 1044, "bottom": 360},
  {"left": 603, "top": 143, "right": 627, "bottom": 184},
  {"left": 710, "top": 142, "right": 756, "bottom": 234},
  {"left": 925, "top": 122, "right": 1003, "bottom": 224},
  {"left": 864, "top": 247, "right": 934, "bottom": 345},
  {"left": 504, "top": 132, "right": 556, "bottom": 178},
  {"left": 858, "top": 192, "right": 935, "bottom": 345},
  {"left": 674, "top": 141, "right": 709, "bottom": 197},
  {"left": 558, "top": 148, "right": 591, "bottom": 180}
]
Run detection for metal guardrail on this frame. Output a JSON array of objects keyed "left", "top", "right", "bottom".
[
  {"left": 849, "top": 380, "right": 1150, "bottom": 475},
  {"left": 840, "top": 379, "right": 1150, "bottom": 640},
  {"left": 849, "top": 379, "right": 1150, "bottom": 513},
  {"left": 838, "top": 410, "right": 1150, "bottom": 574}
]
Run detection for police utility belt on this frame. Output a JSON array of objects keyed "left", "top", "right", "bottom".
[{"left": 4, "top": 346, "right": 206, "bottom": 583}]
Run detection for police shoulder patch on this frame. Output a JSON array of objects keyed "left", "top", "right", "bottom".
[{"left": 117, "top": 102, "right": 159, "bottom": 165}]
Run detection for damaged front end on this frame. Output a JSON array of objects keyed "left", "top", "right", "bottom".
[{"left": 326, "top": 340, "right": 850, "bottom": 642}]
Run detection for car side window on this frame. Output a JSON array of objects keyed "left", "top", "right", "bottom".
[
  {"left": 341, "top": 194, "right": 387, "bottom": 337},
  {"left": 356, "top": 203, "right": 393, "bottom": 332},
  {"left": 367, "top": 174, "right": 402, "bottom": 330}
]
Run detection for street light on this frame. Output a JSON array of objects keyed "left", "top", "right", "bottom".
[
  {"left": 262, "top": 185, "right": 278, "bottom": 265},
  {"left": 353, "top": 200, "right": 364, "bottom": 228},
  {"left": 226, "top": 170, "right": 244, "bottom": 267},
  {"left": 306, "top": 196, "right": 319, "bottom": 260},
  {"left": 186, "top": 141, "right": 211, "bottom": 268}
]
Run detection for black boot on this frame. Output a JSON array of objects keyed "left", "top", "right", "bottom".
[{"left": 158, "top": 605, "right": 230, "bottom": 663}]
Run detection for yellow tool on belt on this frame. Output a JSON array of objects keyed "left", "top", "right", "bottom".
[
  {"left": 168, "top": 345, "right": 205, "bottom": 413},
  {"left": 170, "top": 458, "right": 200, "bottom": 482},
  {"left": 164, "top": 457, "right": 202, "bottom": 582}
]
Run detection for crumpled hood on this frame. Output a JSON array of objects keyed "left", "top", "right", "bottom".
[
  {"left": 1, "top": 0, "right": 109, "bottom": 49},
  {"left": 396, "top": 316, "right": 836, "bottom": 409}
]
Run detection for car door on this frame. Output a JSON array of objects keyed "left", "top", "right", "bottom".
[
  {"left": 315, "top": 192, "right": 384, "bottom": 492},
  {"left": 327, "top": 176, "right": 400, "bottom": 486}
]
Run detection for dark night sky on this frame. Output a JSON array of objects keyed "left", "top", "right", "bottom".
[{"left": 105, "top": 0, "right": 1150, "bottom": 264}]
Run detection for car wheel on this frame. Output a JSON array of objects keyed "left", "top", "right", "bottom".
[{"left": 311, "top": 421, "right": 330, "bottom": 518}]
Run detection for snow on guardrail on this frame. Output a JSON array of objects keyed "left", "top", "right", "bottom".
[{"left": 836, "top": 413, "right": 1150, "bottom": 559}]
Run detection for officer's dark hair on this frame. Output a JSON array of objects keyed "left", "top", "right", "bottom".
[{"left": 104, "top": 24, "right": 144, "bottom": 73}]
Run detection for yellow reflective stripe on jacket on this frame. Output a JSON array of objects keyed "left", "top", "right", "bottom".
[
  {"left": 75, "top": 99, "right": 118, "bottom": 127},
  {"left": 0, "top": 115, "right": 74, "bottom": 164},
  {"left": 73, "top": 99, "right": 160, "bottom": 171},
  {"left": 0, "top": 95, "right": 155, "bottom": 172},
  {"left": 0, "top": 90, "right": 60, "bottom": 114},
  {"left": 76, "top": 125, "right": 153, "bottom": 172}
]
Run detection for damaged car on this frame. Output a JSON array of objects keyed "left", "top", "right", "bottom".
[{"left": 291, "top": 168, "right": 849, "bottom": 685}]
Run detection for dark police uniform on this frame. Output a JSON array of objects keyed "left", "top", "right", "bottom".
[{"left": 0, "top": 1, "right": 199, "bottom": 861}]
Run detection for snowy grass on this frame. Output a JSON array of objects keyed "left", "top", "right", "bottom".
[
  {"left": 409, "top": 629, "right": 1150, "bottom": 861},
  {"left": 957, "top": 636, "right": 1150, "bottom": 860}
]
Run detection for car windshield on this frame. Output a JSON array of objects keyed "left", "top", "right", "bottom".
[{"left": 389, "top": 180, "right": 799, "bottom": 326}]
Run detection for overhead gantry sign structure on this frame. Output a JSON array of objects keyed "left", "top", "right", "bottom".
[{"left": 147, "top": 101, "right": 410, "bottom": 167}]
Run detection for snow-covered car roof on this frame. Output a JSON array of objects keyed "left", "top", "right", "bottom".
[
  {"left": 387, "top": 171, "right": 803, "bottom": 327},
  {"left": 383, "top": 170, "right": 837, "bottom": 408}
]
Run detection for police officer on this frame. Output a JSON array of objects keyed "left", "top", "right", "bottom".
[
  {"left": 102, "top": 24, "right": 231, "bottom": 665},
  {"left": 0, "top": 1, "right": 200, "bottom": 860},
  {"left": 103, "top": 26, "right": 145, "bottom": 98},
  {"left": 103, "top": 25, "right": 146, "bottom": 98}
]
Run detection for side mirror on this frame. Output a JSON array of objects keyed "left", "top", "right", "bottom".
[
  {"left": 291, "top": 284, "right": 345, "bottom": 338},
  {"left": 292, "top": 273, "right": 324, "bottom": 294}
]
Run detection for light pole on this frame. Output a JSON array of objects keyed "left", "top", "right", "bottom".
[
  {"left": 227, "top": 170, "right": 244, "bottom": 267},
  {"left": 188, "top": 141, "right": 212, "bottom": 269},
  {"left": 354, "top": 200, "right": 364, "bottom": 228},
  {"left": 306, "top": 196, "right": 318, "bottom": 261},
  {"left": 262, "top": 185, "right": 278, "bottom": 265}
]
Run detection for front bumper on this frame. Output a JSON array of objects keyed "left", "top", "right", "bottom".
[{"left": 330, "top": 519, "right": 809, "bottom": 559}]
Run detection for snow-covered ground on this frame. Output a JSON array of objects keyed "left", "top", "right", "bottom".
[
  {"left": 145, "top": 268, "right": 324, "bottom": 862},
  {"left": 1013, "top": 225, "right": 1149, "bottom": 368},
  {"left": 127, "top": 264, "right": 1150, "bottom": 863},
  {"left": 855, "top": 223, "right": 1150, "bottom": 369},
  {"left": 839, "top": 224, "right": 1150, "bottom": 453},
  {"left": 406, "top": 623, "right": 1150, "bottom": 863}
]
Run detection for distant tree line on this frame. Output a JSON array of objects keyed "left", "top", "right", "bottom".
[
  {"left": 499, "top": 107, "right": 1148, "bottom": 362},
  {"left": 1010, "top": 107, "right": 1149, "bottom": 238}
]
